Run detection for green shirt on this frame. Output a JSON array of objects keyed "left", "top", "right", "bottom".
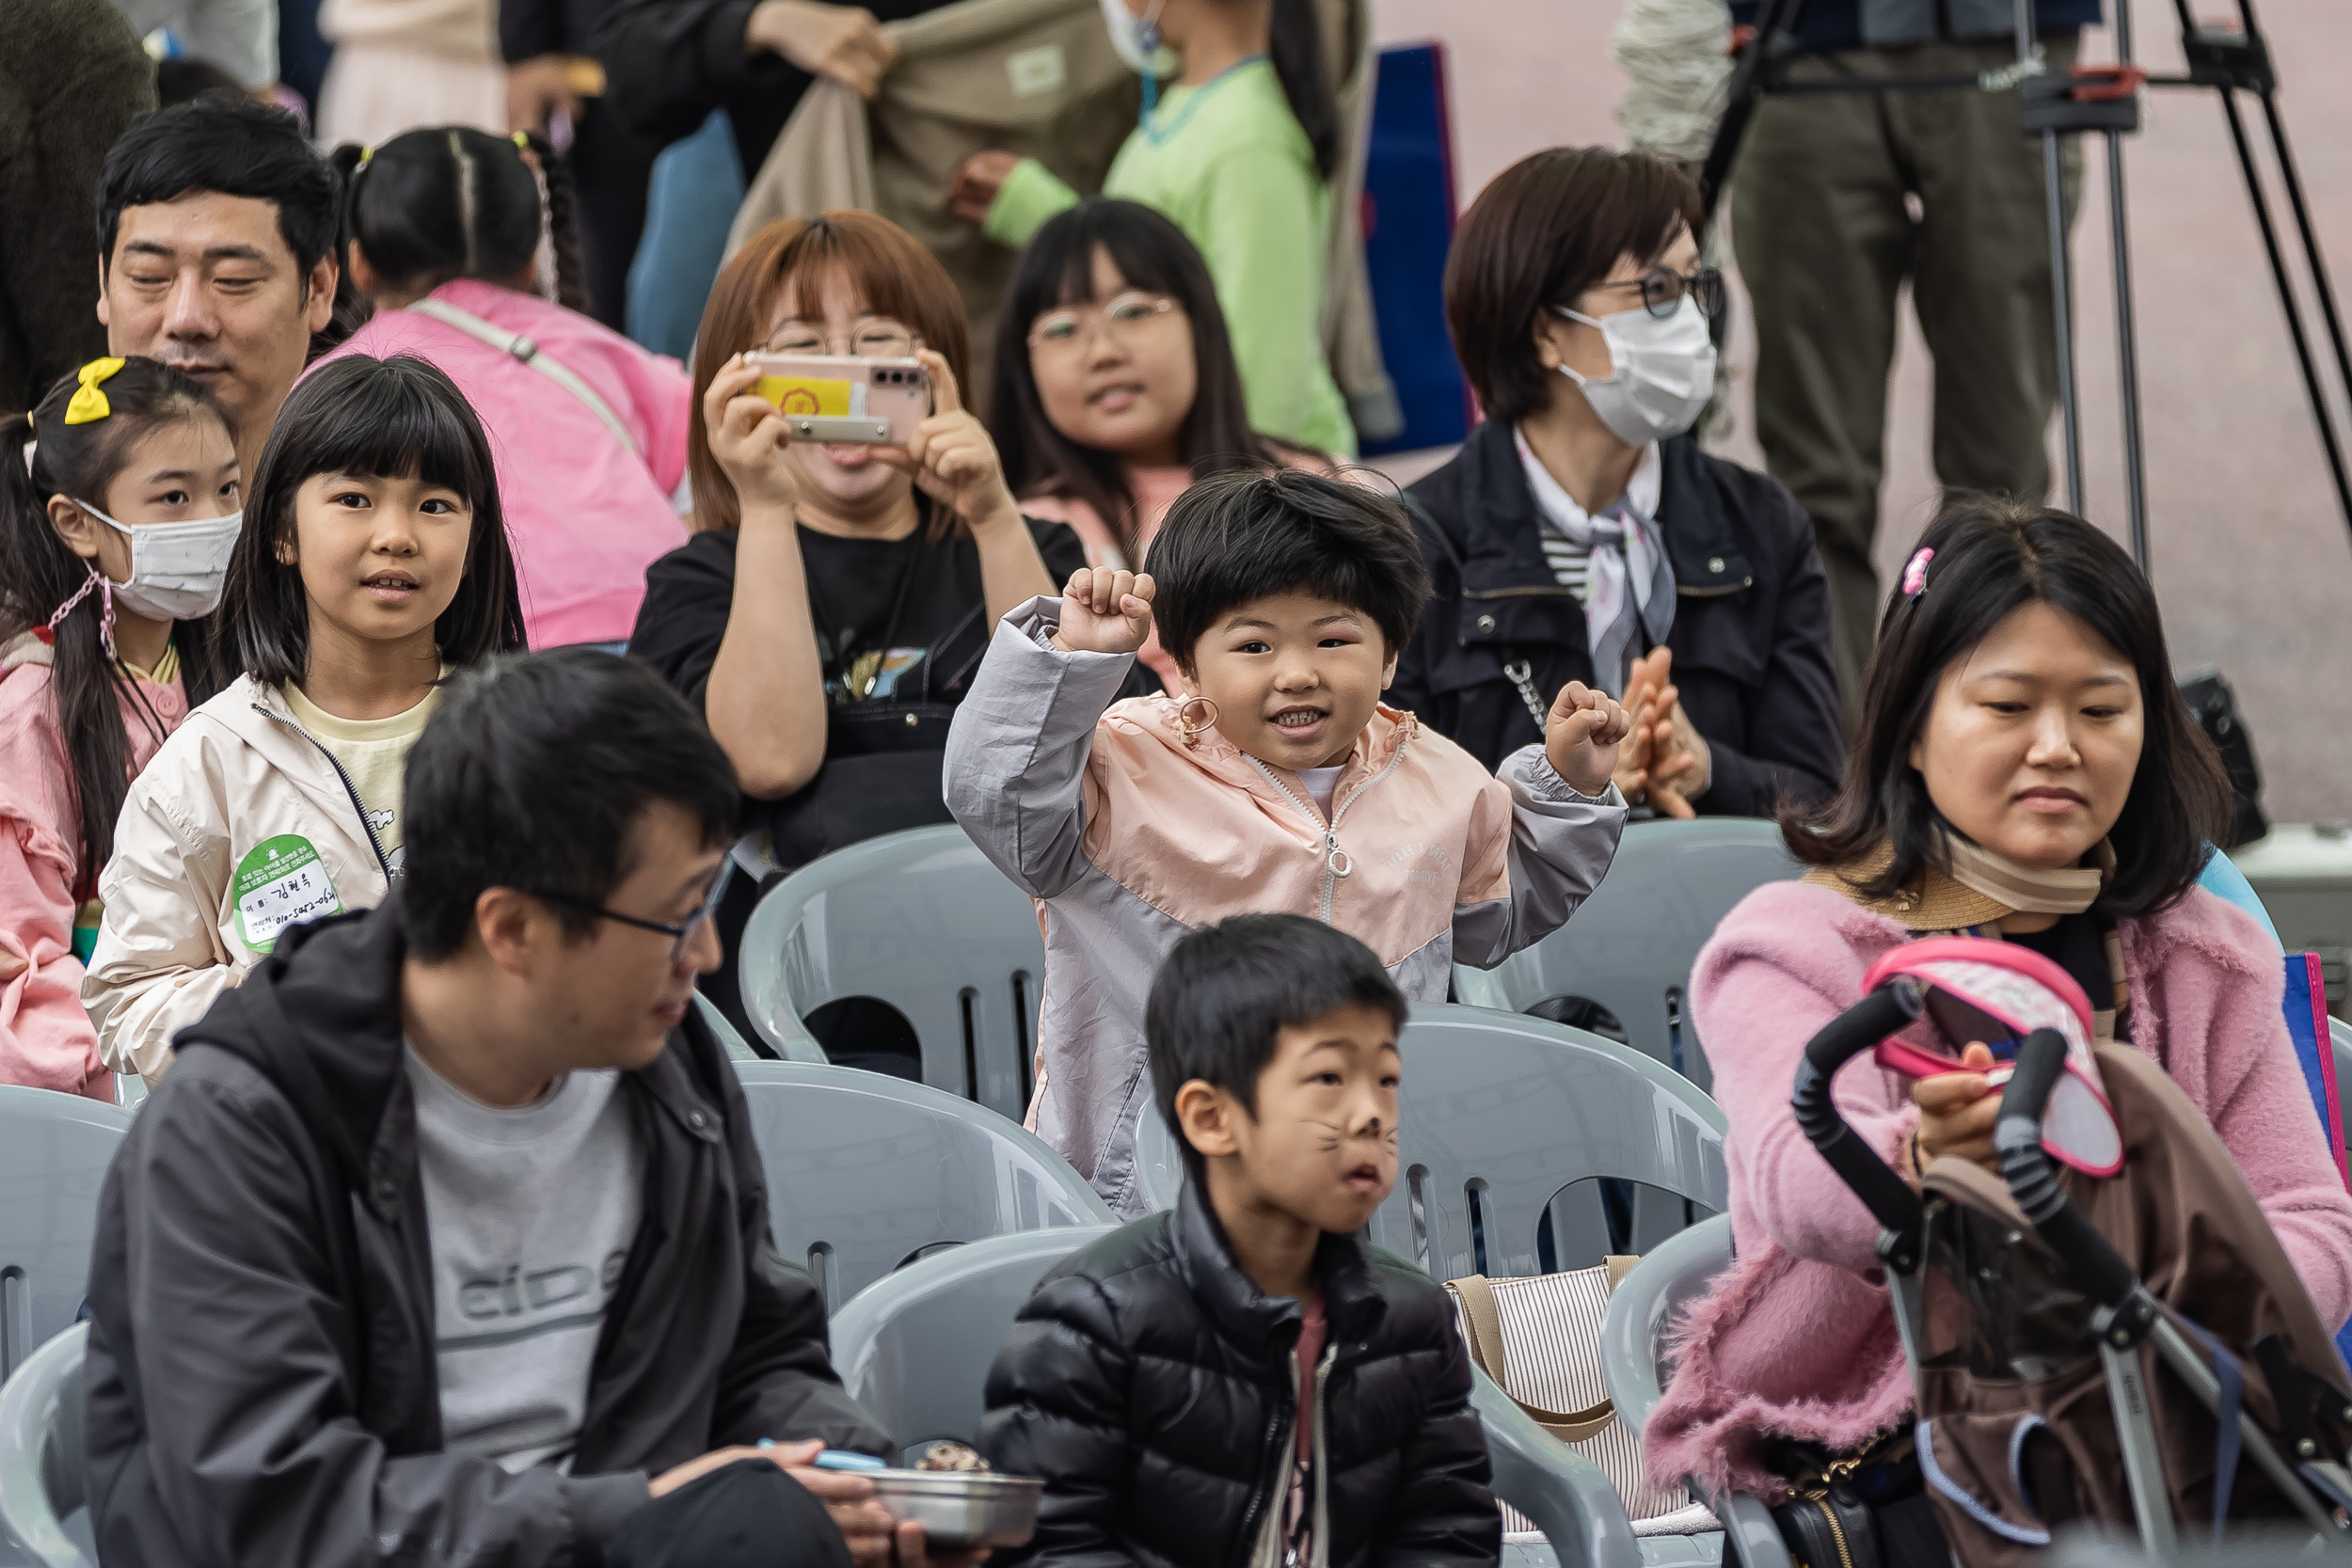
[{"left": 985, "top": 57, "right": 1357, "bottom": 457}]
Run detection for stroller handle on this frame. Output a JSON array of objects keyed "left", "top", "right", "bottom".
[
  {"left": 1995, "top": 1028, "right": 2138, "bottom": 1310},
  {"left": 1792, "top": 978, "right": 1926, "bottom": 1242}
]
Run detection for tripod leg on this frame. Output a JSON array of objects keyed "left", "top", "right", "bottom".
[
  {"left": 2236, "top": 0, "right": 2352, "bottom": 409},
  {"left": 2043, "top": 126, "right": 2085, "bottom": 516},
  {"left": 2019, "top": 0, "right": 2085, "bottom": 514},
  {"left": 2255, "top": 88, "right": 2352, "bottom": 417},
  {"left": 2106, "top": 126, "right": 2148, "bottom": 570},
  {"left": 2216, "top": 85, "right": 2352, "bottom": 534}
]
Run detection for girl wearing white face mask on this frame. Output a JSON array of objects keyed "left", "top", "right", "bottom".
[
  {"left": 1392, "top": 146, "right": 1846, "bottom": 825},
  {"left": 0, "top": 356, "right": 240, "bottom": 1101}
]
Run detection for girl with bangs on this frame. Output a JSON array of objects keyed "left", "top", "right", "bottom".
[
  {"left": 628, "top": 210, "right": 1085, "bottom": 1071},
  {"left": 987, "top": 198, "right": 1337, "bottom": 693},
  {"left": 85, "top": 354, "right": 525, "bottom": 1085}
]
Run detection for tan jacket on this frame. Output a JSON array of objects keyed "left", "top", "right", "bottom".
[
  {"left": 725, "top": 0, "right": 1397, "bottom": 436},
  {"left": 83, "top": 675, "right": 391, "bottom": 1084}
]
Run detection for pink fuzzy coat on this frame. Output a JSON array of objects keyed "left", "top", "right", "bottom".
[{"left": 1644, "top": 879, "right": 2352, "bottom": 1501}]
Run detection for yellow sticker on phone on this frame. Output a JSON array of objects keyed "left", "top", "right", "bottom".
[{"left": 757, "top": 376, "right": 852, "bottom": 417}]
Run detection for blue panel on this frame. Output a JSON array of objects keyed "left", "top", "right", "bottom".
[{"left": 1359, "top": 43, "right": 1471, "bottom": 457}]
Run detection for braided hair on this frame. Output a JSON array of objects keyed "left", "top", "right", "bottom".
[{"left": 330, "top": 126, "right": 588, "bottom": 313}]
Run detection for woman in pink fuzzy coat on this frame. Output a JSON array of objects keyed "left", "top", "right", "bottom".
[{"left": 1644, "top": 497, "right": 2352, "bottom": 1528}]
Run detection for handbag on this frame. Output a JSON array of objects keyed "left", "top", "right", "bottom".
[
  {"left": 1763, "top": 1433, "right": 1947, "bottom": 1568},
  {"left": 1444, "top": 1263, "right": 1717, "bottom": 1538}
]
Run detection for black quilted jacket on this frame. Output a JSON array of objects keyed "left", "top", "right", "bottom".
[{"left": 977, "top": 1180, "right": 1500, "bottom": 1567}]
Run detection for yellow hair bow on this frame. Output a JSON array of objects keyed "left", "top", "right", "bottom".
[
  {"left": 64, "top": 358, "right": 125, "bottom": 426},
  {"left": 512, "top": 130, "right": 530, "bottom": 151}
]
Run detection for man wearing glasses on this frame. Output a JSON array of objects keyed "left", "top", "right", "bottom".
[
  {"left": 1392, "top": 145, "right": 1844, "bottom": 823},
  {"left": 84, "top": 649, "right": 983, "bottom": 1568}
]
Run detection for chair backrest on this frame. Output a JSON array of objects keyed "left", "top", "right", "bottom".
[
  {"left": 0, "top": 1089, "right": 130, "bottom": 1385},
  {"left": 829, "top": 1226, "right": 1118, "bottom": 1464},
  {"left": 1369, "top": 1006, "right": 1727, "bottom": 1281},
  {"left": 0, "top": 1322, "right": 92, "bottom": 1568},
  {"left": 1137, "top": 1006, "right": 1729, "bottom": 1279},
  {"left": 734, "top": 1062, "right": 1111, "bottom": 1312},
  {"left": 1475, "top": 817, "right": 1801, "bottom": 1092},
  {"left": 2334, "top": 1019, "right": 2352, "bottom": 1190},
  {"left": 828, "top": 1225, "right": 1650, "bottom": 1568},
  {"left": 738, "top": 826, "right": 1045, "bottom": 1119}
]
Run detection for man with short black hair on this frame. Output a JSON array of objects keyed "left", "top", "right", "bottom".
[
  {"left": 86, "top": 649, "right": 976, "bottom": 1568},
  {"left": 94, "top": 95, "right": 353, "bottom": 475}
]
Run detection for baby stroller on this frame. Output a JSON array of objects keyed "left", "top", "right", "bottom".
[{"left": 1792, "top": 937, "right": 2352, "bottom": 1563}]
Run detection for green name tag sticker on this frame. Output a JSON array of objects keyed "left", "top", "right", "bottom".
[{"left": 233, "top": 833, "right": 342, "bottom": 952}]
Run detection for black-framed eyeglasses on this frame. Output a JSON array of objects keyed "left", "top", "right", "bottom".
[
  {"left": 536, "top": 871, "right": 728, "bottom": 963},
  {"left": 1590, "top": 264, "right": 1726, "bottom": 321}
]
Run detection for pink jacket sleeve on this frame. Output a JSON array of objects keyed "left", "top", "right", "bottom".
[
  {"left": 2141, "top": 894, "right": 2352, "bottom": 1330},
  {"left": 0, "top": 803, "right": 107, "bottom": 1097},
  {"left": 1692, "top": 881, "right": 1921, "bottom": 1278}
]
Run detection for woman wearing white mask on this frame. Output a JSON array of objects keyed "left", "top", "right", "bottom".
[
  {"left": 0, "top": 357, "right": 240, "bottom": 1100},
  {"left": 1392, "top": 147, "right": 1844, "bottom": 819}
]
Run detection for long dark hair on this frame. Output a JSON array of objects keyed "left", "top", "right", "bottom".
[
  {"left": 328, "top": 126, "right": 586, "bottom": 314},
  {"left": 988, "top": 198, "right": 1309, "bottom": 565},
  {"left": 225, "top": 354, "right": 526, "bottom": 687},
  {"left": 1263, "top": 0, "right": 1339, "bottom": 180},
  {"left": 1783, "top": 496, "right": 2231, "bottom": 918},
  {"left": 0, "top": 359, "right": 236, "bottom": 877}
]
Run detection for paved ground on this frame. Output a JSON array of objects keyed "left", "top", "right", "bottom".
[{"left": 1369, "top": 0, "right": 2352, "bottom": 824}]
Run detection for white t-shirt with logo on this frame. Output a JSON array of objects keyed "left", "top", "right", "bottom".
[{"left": 404, "top": 1044, "right": 644, "bottom": 1472}]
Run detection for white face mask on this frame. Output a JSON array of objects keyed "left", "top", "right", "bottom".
[
  {"left": 1100, "top": 0, "right": 1176, "bottom": 77},
  {"left": 75, "top": 499, "right": 244, "bottom": 621},
  {"left": 1552, "top": 294, "right": 1718, "bottom": 448}
]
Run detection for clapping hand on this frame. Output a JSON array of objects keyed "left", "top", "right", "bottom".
[
  {"left": 1543, "top": 680, "right": 1633, "bottom": 798},
  {"left": 1616, "top": 648, "right": 1708, "bottom": 816},
  {"left": 1050, "top": 567, "right": 1154, "bottom": 656}
]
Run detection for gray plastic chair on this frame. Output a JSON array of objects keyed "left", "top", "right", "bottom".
[
  {"left": 1601, "top": 1216, "right": 1790, "bottom": 1568},
  {"left": 0, "top": 1323, "right": 93, "bottom": 1568},
  {"left": 734, "top": 1061, "right": 1110, "bottom": 1313},
  {"left": 828, "top": 1225, "right": 1643, "bottom": 1568},
  {"left": 697, "top": 990, "right": 822, "bottom": 1064},
  {"left": 1137, "top": 1005, "right": 1727, "bottom": 1281},
  {"left": 1465, "top": 818, "right": 1802, "bottom": 1093},
  {"left": 1368, "top": 1006, "right": 1727, "bottom": 1281},
  {"left": 0, "top": 1088, "right": 130, "bottom": 1385},
  {"left": 739, "top": 826, "right": 1044, "bottom": 1119},
  {"left": 829, "top": 1226, "right": 1118, "bottom": 1465},
  {"left": 2334, "top": 1019, "right": 2352, "bottom": 1157}
]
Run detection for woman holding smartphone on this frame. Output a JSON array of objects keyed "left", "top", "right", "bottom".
[
  {"left": 1641, "top": 497, "right": 2352, "bottom": 1544},
  {"left": 628, "top": 212, "right": 1083, "bottom": 1064}
]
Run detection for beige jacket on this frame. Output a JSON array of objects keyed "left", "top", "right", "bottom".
[
  {"left": 83, "top": 675, "right": 391, "bottom": 1084},
  {"left": 726, "top": 0, "right": 1397, "bottom": 436}
]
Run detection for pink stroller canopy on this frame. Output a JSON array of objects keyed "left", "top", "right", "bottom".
[{"left": 1864, "top": 936, "right": 2124, "bottom": 1177}]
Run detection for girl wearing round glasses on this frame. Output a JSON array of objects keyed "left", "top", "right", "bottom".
[
  {"left": 1392, "top": 146, "right": 1844, "bottom": 821},
  {"left": 987, "top": 199, "right": 1336, "bottom": 691}
]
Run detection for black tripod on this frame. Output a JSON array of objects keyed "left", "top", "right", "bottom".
[{"left": 1697, "top": 0, "right": 2352, "bottom": 571}]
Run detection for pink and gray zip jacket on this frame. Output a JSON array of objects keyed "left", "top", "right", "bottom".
[{"left": 945, "top": 597, "right": 1629, "bottom": 1217}]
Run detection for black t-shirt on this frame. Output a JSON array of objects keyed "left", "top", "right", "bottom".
[
  {"left": 2002, "top": 910, "right": 2115, "bottom": 1017},
  {"left": 628, "top": 510, "right": 1089, "bottom": 718}
]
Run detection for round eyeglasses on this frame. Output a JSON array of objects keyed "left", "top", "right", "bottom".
[
  {"left": 1025, "top": 292, "right": 1182, "bottom": 362},
  {"left": 761, "top": 320, "right": 922, "bottom": 359},
  {"left": 1586, "top": 264, "right": 1727, "bottom": 321}
]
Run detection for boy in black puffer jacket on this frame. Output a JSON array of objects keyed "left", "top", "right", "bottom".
[{"left": 977, "top": 915, "right": 1501, "bottom": 1567}]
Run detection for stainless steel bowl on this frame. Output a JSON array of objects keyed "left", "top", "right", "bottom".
[{"left": 865, "top": 1469, "right": 1043, "bottom": 1549}]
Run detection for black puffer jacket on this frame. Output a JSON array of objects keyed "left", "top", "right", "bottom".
[
  {"left": 977, "top": 1180, "right": 1499, "bottom": 1568},
  {"left": 1395, "top": 419, "right": 1842, "bottom": 817}
]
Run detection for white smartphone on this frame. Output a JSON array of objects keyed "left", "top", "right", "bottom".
[{"left": 742, "top": 353, "right": 930, "bottom": 445}]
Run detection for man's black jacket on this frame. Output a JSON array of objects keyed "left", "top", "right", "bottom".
[
  {"left": 83, "top": 904, "right": 889, "bottom": 1568},
  {"left": 977, "top": 1180, "right": 1500, "bottom": 1567},
  {"left": 1394, "top": 418, "right": 1843, "bottom": 817}
]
